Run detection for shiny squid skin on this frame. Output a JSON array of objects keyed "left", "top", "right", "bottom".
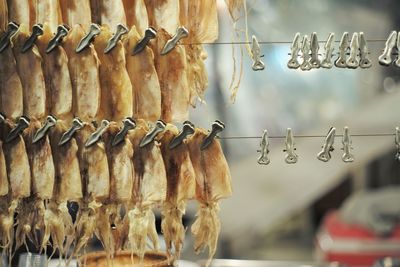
[{"left": 122, "top": 0, "right": 148, "bottom": 35}]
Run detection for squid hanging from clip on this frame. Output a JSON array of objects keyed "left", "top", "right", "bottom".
[
  {"left": 257, "top": 130, "right": 270, "bottom": 165},
  {"left": 251, "top": 35, "right": 265, "bottom": 71}
]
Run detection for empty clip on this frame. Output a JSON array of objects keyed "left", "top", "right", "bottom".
[
  {"left": 309, "top": 32, "right": 320, "bottom": 68},
  {"left": 359, "top": 32, "right": 372, "bottom": 68},
  {"left": 317, "top": 127, "right": 336, "bottom": 162},
  {"left": 32, "top": 115, "right": 57, "bottom": 143},
  {"left": 104, "top": 23, "right": 128, "bottom": 54},
  {"left": 300, "top": 35, "right": 312, "bottom": 71},
  {"left": 395, "top": 127, "right": 400, "bottom": 162},
  {"left": 139, "top": 120, "right": 166, "bottom": 148},
  {"left": 395, "top": 33, "right": 400, "bottom": 68},
  {"left": 335, "top": 32, "right": 349, "bottom": 68},
  {"left": 21, "top": 23, "right": 43, "bottom": 53},
  {"left": 378, "top": 31, "right": 397, "bottom": 66},
  {"left": 112, "top": 117, "right": 136, "bottom": 147},
  {"left": 288, "top": 32, "right": 301, "bottom": 69},
  {"left": 284, "top": 128, "right": 298, "bottom": 164},
  {"left": 85, "top": 120, "right": 110, "bottom": 147},
  {"left": 346, "top": 32, "right": 359, "bottom": 69},
  {"left": 169, "top": 121, "right": 195, "bottom": 149},
  {"left": 161, "top": 26, "right": 189, "bottom": 55},
  {"left": 76, "top": 23, "right": 101, "bottom": 53},
  {"left": 46, "top": 24, "right": 70, "bottom": 53},
  {"left": 6, "top": 116, "right": 30, "bottom": 143},
  {"left": 251, "top": 35, "right": 265, "bottom": 71},
  {"left": 0, "top": 22, "right": 19, "bottom": 53},
  {"left": 321, "top": 33, "right": 335, "bottom": 69},
  {"left": 257, "top": 130, "right": 270, "bottom": 165},
  {"left": 132, "top": 27, "right": 157, "bottom": 56},
  {"left": 201, "top": 120, "right": 225, "bottom": 150},
  {"left": 58, "top": 118, "right": 84, "bottom": 146},
  {"left": 342, "top": 126, "right": 354, "bottom": 163}
]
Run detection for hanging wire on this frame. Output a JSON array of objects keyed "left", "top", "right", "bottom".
[
  {"left": 218, "top": 133, "right": 395, "bottom": 140},
  {"left": 182, "top": 39, "right": 388, "bottom": 46}
]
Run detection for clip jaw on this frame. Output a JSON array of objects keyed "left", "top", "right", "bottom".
[
  {"left": 139, "top": 120, "right": 167, "bottom": 148},
  {"left": 342, "top": 126, "right": 354, "bottom": 163},
  {"left": 161, "top": 26, "right": 189, "bottom": 55},
  {"left": 379, "top": 31, "right": 397, "bottom": 66},
  {"left": 257, "top": 130, "right": 270, "bottom": 165},
  {"left": 309, "top": 32, "right": 320, "bottom": 68},
  {"left": 359, "top": 32, "right": 372, "bottom": 68},
  {"left": 201, "top": 120, "right": 225, "bottom": 151},
  {"left": 321, "top": 33, "right": 335, "bottom": 69},
  {"left": 85, "top": 120, "right": 110, "bottom": 147},
  {"left": 32, "top": 115, "right": 57, "bottom": 144},
  {"left": 395, "top": 127, "right": 400, "bottom": 162},
  {"left": 251, "top": 35, "right": 265, "bottom": 71},
  {"left": 21, "top": 24, "right": 44, "bottom": 53},
  {"left": 0, "top": 22, "right": 20, "bottom": 53},
  {"left": 132, "top": 27, "right": 157, "bottom": 56},
  {"left": 112, "top": 118, "right": 136, "bottom": 147},
  {"left": 288, "top": 33, "right": 301, "bottom": 69},
  {"left": 317, "top": 127, "right": 336, "bottom": 162},
  {"left": 395, "top": 33, "right": 400, "bottom": 68},
  {"left": 335, "top": 32, "right": 349, "bottom": 68},
  {"left": 104, "top": 23, "right": 128, "bottom": 54},
  {"left": 300, "top": 35, "right": 312, "bottom": 71},
  {"left": 346, "top": 32, "right": 359, "bottom": 69},
  {"left": 169, "top": 121, "right": 195, "bottom": 150},
  {"left": 46, "top": 24, "right": 70, "bottom": 53},
  {"left": 58, "top": 118, "right": 84, "bottom": 146},
  {"left": 284, "top": 128, "right": 298, "bottom": 164},
  {"left": 6, "top": 116, "right": 30, "bottom": 143},
  {"left": 76, "top": 23, "right": 101, "bottom": 53},
  {"left": 0, "top": 112, "right": 5, "bottom": 123}
]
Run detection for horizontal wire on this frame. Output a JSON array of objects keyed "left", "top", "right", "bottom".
[
  {"left": 182, "top": 39, "right": 388, "bottom": 46},
  {"left": 218, "top": 133, "right": 396, "bottom": 140}
]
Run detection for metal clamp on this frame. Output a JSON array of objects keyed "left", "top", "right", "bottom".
[
  {"left": 284, "top": 128, "right": 298, "bottom": 164},
  {"left": 257, "top": 130, "right": 270, "bottom": 165},
  {"left": 317, "top": 127, "right": 336, "bottom": 162},
  {"left": 161, "top": 26, "right": 189, "bottom": 55}
]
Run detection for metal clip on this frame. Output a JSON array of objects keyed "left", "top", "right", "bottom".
[
  {"left": 6, "top": 116, "right": 30, "bottom": 143},
  {"left": 46, "top": 24, "right": 70, "bottom": 53},
  {"left": 309, "top": 32, "right": 320, "bottom": 68},
  {"left": 32, "top": 115, "right": 57, "bottom": 143},
  {"left": 132, "top": 27, "right": 157, "bottom": 56},
  {"left": 346, "top": 32, "right": 359, "bottom": 69},
  {"left": 342, "top": 126, "right": 354, "bottom": 163},
  {"left": 257, "top": 130, "right": 270, "bottom": 165},
  {"left": 58, "top": 118, "right": 84, "bottom": 146},
  {"left": 104, "top": 23, "right": 128, "bottom": 54},
  {"left": 359, "top": 32, "right": 372, "bottom": 68},
  {"left": 287, "top": 33, "right": 301, "bottom": 69},
  {"left": 300, "top": 35, "right": 312, "bottom": 71},
  {"left": 139, "top": 120, "right": 167, "bottom": 148},
  {"left": 317, "top": 127, "right": 336, "bottom": 162},
  {"left": 395, "top": 33, "right": 400, "bottom": 68},
  {"left": 76, "top": 23, "right": 101, "bottom": 53},
  {"left": 161, "top": 26, "right": 189, "bottom": 55},
  {"left": 112, "top": 117, "right": 136, "bottom": 147},
  {"left": 169, "top": 121, "right": 195, "bottom": 149},
  {"left": 284, "top": 128, "right": 298, "bottom": 164},
  {"left": 395, "top": 127, "right": 400, "bottom": 162},
  {"left": 0, "top": 112, "right": 5, "bottom": 123},
  {"left": 321, "top": 33, "right": 335, "bottom": 69},
  {"left": 85, "top": 120, "right": 110, "bottom": 147},
  {"left": 21, "top": 24, "right": 43, "bottom": 53},
  {"left": 335, "top": 32, "right": 349, "bottom": 68},
  {"left": 251, "top": 35, "right": 265, "bottom": 71},
  {"left": 201, "top": 120, "right": 225, "bottom": 150},
  {"left": 378, "top": 31, "right": 397, "bottom": 66},
  {"left": 0, "top": 22, "right": 20, "bottom": 53}
]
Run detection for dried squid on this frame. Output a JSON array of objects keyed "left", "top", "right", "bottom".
[
  {"left": 126, "top": 120, "right": 167, "bottom": 262},
  {"left": 159, "top": 124, "right": 196, "bottom": 260},
  {"left": 144, "top": 0, "right": 180, "bottom": 34},
  {"left": 7, "top": 0, "right": 32, "bottom": 27},
  {"left": 90, "top": 0, "right": 126, "bottom": 29},
  {"left": 187, "top": 128, "right": 232, "bottom": 267},
  {"left": 153, "top": 29, "right": 190, "bottom": 123},
  {"left": 125, "top": 26, "right": 161, "bottom": 122},
  {"left": 37, "top": 23, "right": 73, "bottom": 120},
  {"left": 0, "top": 29, "right": 24, "bottom": 120},
  {"left": 94, "top": 26, "right": 132, "bottom": 122},
  {"left": 122, "top": 0, "right": 148, "bottom": 35},
  {"left": 63, "top": 24, "right": 101, "bottom": 121},
  {"left": 32, "top": 0, "right": 62, "bottom": 33},
  {"left": 0, "top": 0, "right": 7, "bottom": 31},
  {"left": 59, "top": 0, "right": 92, "bottom": 29}
]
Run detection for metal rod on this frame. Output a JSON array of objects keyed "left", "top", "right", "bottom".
[
  {"left": 218, "top": 133, "right": 395, "bottom": 140},
  {"left": 182, "top": 39, "right": 388, "bottom": 46}
]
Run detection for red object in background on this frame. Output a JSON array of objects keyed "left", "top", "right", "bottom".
[{"left": 315, "top": 211, "right": 400, "bottom": 266}]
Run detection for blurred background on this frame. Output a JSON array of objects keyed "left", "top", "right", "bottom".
[{"left": 184, "top": 0, "right": 400, "bottom": 265}]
